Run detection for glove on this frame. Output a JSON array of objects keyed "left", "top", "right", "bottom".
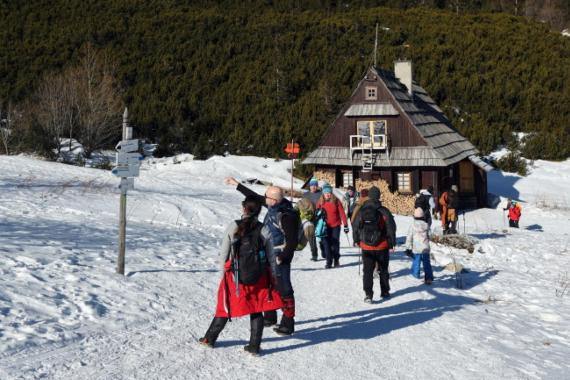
[
  {"left": 405, "top": 249, "right": 413, "bottom": 258},
  {"left": 343, "top": 226, "right": 350, "bottom": 234}
]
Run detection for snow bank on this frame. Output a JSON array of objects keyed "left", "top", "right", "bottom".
[{"left": 0, "top": 154, "right": 569, "bottom": 379}]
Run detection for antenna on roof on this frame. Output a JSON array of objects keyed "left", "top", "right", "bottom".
[{"left": 374, "top": 23, "right": 378, "bottom": 68}]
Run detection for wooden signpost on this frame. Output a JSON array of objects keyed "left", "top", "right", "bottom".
[{"left": 112, "top": 108, "right": 142, "bottom": 275}]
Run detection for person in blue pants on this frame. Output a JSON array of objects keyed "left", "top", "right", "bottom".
[{"left": 405, "top": 207, "right": 434, "bottom": 285}]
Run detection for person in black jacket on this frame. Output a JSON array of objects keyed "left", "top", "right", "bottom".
[
  {"left": 352, "top": 186, "right": 397, "bottom": 301},
  {"left": 225, "top": 177, "right": 299, "bottom": 336}
]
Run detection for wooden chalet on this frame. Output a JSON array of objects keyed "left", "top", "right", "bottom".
[{"left": 303, "top": 61, "right": 493, "bottom": 214}]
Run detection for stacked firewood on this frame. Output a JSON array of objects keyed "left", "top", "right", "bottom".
[
  {"left": 314, "top": 170, "right": 335, "bottom": 186},
  {"left": 355, "top": 179, "right": 415, "bottom": 215}
]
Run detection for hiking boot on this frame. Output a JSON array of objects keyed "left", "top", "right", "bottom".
[
  {"left": 311, "top": 256, "right": 318, "bottom": 262},
  {"left": 333, "top": 259, "right": 340, "bottom": 268},
  {"left": 200, "top": 317, "right": 228, "bottom": 348},
  {"left": 381, "top": 292, "right": 390, "bottom": 299},
  {"left": 424, "top": 279, "right": 433, "bottom": 285},
  {"left": 248, "top": 313, "right": 263, "bottom": 355},
  {"left": 324, "top": 264, "right": 332, "bottom": 269},
  {"left": 364, "top": 295, "right": 373, "bottom": 304},
  {"left": 263, "top": 310, "right": 277, "bottom": 327},
  {"left": 273, "top": 325, "right": 294, "bottom": 336},
  {"left": 273, "top": 315, "right": 294, "bottom": 336},
  {"left": 243, "top": 344, "right": 260, "bottom": 356},
  {"left": 198, "top": 337, "right": 214, "bottom": 348}
]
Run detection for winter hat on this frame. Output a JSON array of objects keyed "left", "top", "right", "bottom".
[
  {"left": 309, "top": 177, "right": 319, "bottom": 186},
  {"left": 347, "top": 185, "right": 355, "bottom": 192},
  {"left": 361, "top": 188, "right": 369, "bottom": 198},
  {"left": 451, "top": 185, "right": 458, "bottom": 192},
  {"left": 322, "top": 183, "right": 333, "bottom": 194},
  {"left": 427, "top": 185, "right": 434, "bottom": 194},
  {"left": 414, "top": 207, "right": 425, "bottom": 219},
  {"left": 368, "top": 186, "right": 380, "bottom": 201}
]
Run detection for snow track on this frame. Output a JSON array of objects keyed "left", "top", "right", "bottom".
[{"left": 0, "top": 155, "right": 569, "bottom": 379}]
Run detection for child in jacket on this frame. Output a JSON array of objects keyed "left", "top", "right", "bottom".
[{"left": 405, "top": 207, "right": 434, "bottom": 285}]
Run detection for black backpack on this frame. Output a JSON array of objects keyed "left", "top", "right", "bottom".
[
  {"left": 447, "top": 190, "right": 459, "bottom": 209},
  {"left": 232, "top": 221, "right": 266, "bottom": 285},
  {"left": 415, "top": 193, "right": 431, "bottom": 214},
  {"left": 358, "top": 203, "right": 386, "bottom": 246}
]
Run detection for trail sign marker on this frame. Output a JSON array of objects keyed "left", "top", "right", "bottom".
[
  {"left": 115, "top": 139, "right": 139, "bottom": 153},
  {"left": 116, "top": 152, "right": 143, "bottom": 166},
  {"left": 284, "top": 140, "right": 300, "bottom": 201},
  {"left": 112, "top": 164, "right": 140, "bottom": 178}
]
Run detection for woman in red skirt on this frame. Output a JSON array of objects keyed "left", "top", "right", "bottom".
[{"left": 199, "top": 195, "right": 283, "bottom": 355}]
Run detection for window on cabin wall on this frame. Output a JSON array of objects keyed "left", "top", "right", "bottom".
[
  {"left": 342, "top": 171, "right": 353, "bottom": 189},
  {"left": 365, "top": 86, "right": 377, "bottom": 100},
  {"left": 356, "top": 120, "right": 387, "bottom": 149},
  {"left": 397, "top": 172, "right": 412, "bottom": 193}
]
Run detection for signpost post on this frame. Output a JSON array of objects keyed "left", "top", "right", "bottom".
[
  {"left": 113, "top": 108, "right": 142, "bottom": 275},
  {"left": 284, "top": 140, "right": 300, "bottom": 202}
]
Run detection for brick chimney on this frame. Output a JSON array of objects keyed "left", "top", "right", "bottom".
[{"left": 394, "top": 60, "right": 413, "bottom": 97}]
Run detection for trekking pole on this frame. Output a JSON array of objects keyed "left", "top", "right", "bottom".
[
  {"left": 344, "top": 231, "right": 351, "bottom": 248},
  {"left": 463, "top": 211, "right": 466, "bottom": 235}
]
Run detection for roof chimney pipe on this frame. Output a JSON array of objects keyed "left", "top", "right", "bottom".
[{"left": 394, "top": 60, "right": 413, "bottom": 97}]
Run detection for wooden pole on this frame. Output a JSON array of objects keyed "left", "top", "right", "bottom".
[
  {"left": 118, "top": 184, "right": 127, "bottom": 275},
  {"left": 117, "top": 107, "right": 130, "bottom": 275}
]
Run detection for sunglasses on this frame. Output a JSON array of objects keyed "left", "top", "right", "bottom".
[{"left": 264, "top": 193, "right": 279, "bottom": 202}]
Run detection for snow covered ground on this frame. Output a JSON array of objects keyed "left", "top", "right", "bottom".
[{"left": 0, "top": 154, "right": 569, "bottom": 379}]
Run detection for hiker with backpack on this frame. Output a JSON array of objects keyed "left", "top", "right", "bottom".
[
  {"left": 352, "top": 186, "right": 397, "bottom": 302},
  {"left": 302, "top": 177, "right": 323, "bottom": 261},
  {"left": 439, "top": 185, "right": 459, "bottom": 235},
  {"left": 350, "top": 188, "right": 369, "bottom": 226},
  {"left": 295, "top": 197, "right": 316, "bottom": 251},
  {"left": 504, "top": 199, "right": 521, "bottom": 228},
  {"left": 199, "top": 195, "right": 283, "bottom": 356},
  {"left": 343, "top": 186, "right": 359, "bottom": 220},
  {"left": 224, "top": 177, "right": 299, "bottom": 336},
  {"left": 316, "top": 183, "right": 348, "bottom": 269},
  {"left": 415, "top": 185, "right": 435, "bottom": 229},
  {"left": 405, "top": 207, "right": 434, "bottom": 285}
]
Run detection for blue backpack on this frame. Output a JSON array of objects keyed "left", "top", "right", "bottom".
[{"left": 314, "top": 208, "right": 327, "bottom": 238}]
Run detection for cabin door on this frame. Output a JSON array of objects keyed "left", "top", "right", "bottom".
[{"left": 459, "top": 161, "right": 475, "bottom": 193}]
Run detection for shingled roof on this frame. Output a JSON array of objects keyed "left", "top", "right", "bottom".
[{"left": 304, "top": 66, "right": 486, "bottom": 169}]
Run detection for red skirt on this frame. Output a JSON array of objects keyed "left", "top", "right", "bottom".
[{"left": 215, "top": 261, "right": 283, "bottom": 318}]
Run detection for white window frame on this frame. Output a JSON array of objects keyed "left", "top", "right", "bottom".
[
  {"left": 365, "top": 86, "right": 378, "bottom": 100},
  {"left": 397, "top": 172, "right": 412, "bottom": 193},
  {"left": 355, "top": 120, "right": 387, "bottom": 149},
  {"left": 342, "top": 171, "right": 353, "bottom": 188}
]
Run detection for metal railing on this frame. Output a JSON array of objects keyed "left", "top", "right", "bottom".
[{"left": 349, "top": 134, "right": 387, "bottom": 150}]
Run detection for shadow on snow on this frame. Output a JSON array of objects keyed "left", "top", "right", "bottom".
[{"left": 262, "top": 283, "right": 480, "bottom": 355}]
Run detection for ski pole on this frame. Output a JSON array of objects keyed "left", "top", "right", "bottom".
[
  {"left": 463, "top": 212, "right": 466, "bottom": 235},
  {"left": 344, "top": 231, "right": 351, "bottom": 247}
]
